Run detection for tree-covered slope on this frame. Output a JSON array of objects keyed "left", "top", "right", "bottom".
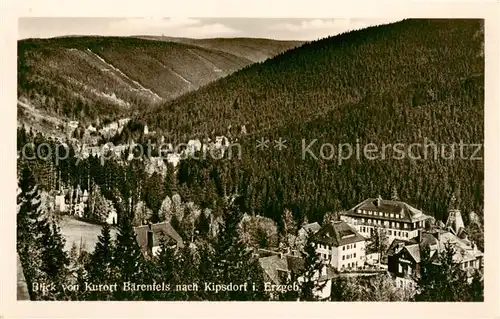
[
  {"left": 140, "top": 19, "right": 483, "bottom": 223},
  {"left": 18, "top": 36, "right": 297, "bottom": 124},
  {"left": 136, "top": 36, "right": 303, "bottom": 62},
  {"left": 142, "top": 19, "right": 483, "bottom": 142}
]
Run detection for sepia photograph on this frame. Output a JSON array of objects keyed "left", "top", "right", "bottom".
[
  {"left": 2, "top": 2, "right": 498, "bottom": 317},
  {"left": 14, "top": 16, "right": 487, "bottom": 302}
]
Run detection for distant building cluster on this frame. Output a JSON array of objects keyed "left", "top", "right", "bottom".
[{"left": 257, "top": 194, "right": 484, "bottom": 300}]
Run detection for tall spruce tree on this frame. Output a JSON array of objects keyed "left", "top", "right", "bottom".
[
  {"left": 208, "top": 202, "right": 269, "bottom": 301},
  {"left": 39, "top": 221, "right": 70, "bottom": 299},
  {"left": 17, "top": 166, "right": 69, "bottom": 300},
  {"left": 415, "top": 243, "right": 475, "bottom": 301},
  {"left": 17, "top": 166, "right": 44, "bottom": 299},
  {"left": 296, "top": 236, "right": 327, "bottom": 301},
  {"left": 85, "top": 222, "right": 116, "bottom": 300},
  {"left": 112, "top": 214, "right": 144, "bottom": 300}
]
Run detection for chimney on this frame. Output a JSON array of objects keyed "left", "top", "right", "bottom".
[{"left": 376, "top": 195, "right": 382, "bottom": 207}]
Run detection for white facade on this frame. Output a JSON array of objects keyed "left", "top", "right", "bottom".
[
  {"left": 106, "top": 210, "right": 118, "bottom": 225},
  {"left": 341, "top": 214, "right": 424, "bottom": 243},
  {"left": 315, "top": 240, "right": 366, "bottom": 270},
  {"left": 55, "top": 195, "right": 66, "bottom": 212}
]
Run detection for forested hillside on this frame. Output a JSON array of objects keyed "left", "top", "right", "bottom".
[
  {"left": 18, "top": 37, "right": 298, "bottom": 125},
  {"left": 138, "top": 19, "right": 484, "bottom": 223}
]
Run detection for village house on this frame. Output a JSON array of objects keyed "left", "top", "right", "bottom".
[
  {"left": 134, "top": 222, "right": 184, "bottom": 257},
  {"left": 340, "top": 196, "right": 431, "bottom": 243},
  {"left": 296, "top": 222, "right": 321, "bottom": 250},
  {"left": 258, "top": 251, "right": 334, "bottom": 300},
  {"left": 311, "top": 220, "right": 366, "bottom": 271},
  {"left": 387, "top": 227, "right": 484, "bottom": 290},
  {"left": 54, "top": 192, "right": 66, "bottom": 213}
]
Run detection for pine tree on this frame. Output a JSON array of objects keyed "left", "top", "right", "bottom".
[
  {"left": 17, "top": 166, "right": 44, "bottom": 299},
  {"left": 112, "top": 214, "right": 144, "bottom": 300},
  {"left": 208, "top": 202, "right": 269, "bottom": 301},
  {"left": 415, "top": 243, "right": 473, "bottom": 301},
  {"left": 86, "top": 222, "right": 116, "bottom": 300},
  {"left": 17, "top": 166, "right": 69, "bottom": 300},
  {"left": 296, "top": 236, "right": 327, "bottom": 301},
  {"left": 368, "top": 226, "right": 389, "bottom": 268},
  {"left": 39, "top": 221, "right": 70, "bottom": 297}
]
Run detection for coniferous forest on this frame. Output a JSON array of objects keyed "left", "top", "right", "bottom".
[{"left": 16, "top": 18, "right": 485, "bottom": 302}]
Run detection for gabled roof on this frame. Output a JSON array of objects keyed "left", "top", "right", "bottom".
[
  {"left": 387, "top": 237, "right": 418, "bottom": 256},
  {"left": 134, "top": 222, "right": 184, "bottom": 253},
  {"left": 343, "top": 198, "right": 430, "bottom": 223},
  {"left": 389, "top": 230, "right": 484, "bottom": 265},
  {"left": 404, "top": 245, "right": 421, "bottom": 263},
  {"left": 299, "top": 222, "right": 321, "bottom": 235},
  {"left": 312, "top": 221, "right": 365, "bottom": 247},
  {"left": 259, "top": 255, "right": 290, "bottom": 285}
]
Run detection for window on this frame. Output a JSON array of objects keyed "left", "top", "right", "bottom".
[
  {"left": 398, "top": 231, "right": 401, "bottom": 236},
  {"left": 368, "top": 211, "right": 372, "bottom": 215},
  {"left": 343, "top": 246, "right": 345, "bottom": 251},
  {"left": 342, "top": 255, "right": 345, "bottom": 260},
  {"left": 404, "top": 223, "right": 408, "bottom": 229},
  {"left": 354, "top": 253, "right": 356, "bottom": 258},
  {"left": 398, "top": 263, "right": 403, "bottom": 273},
  {"left": 390, "top": 213, "right": 394, "bottom": 218},
  {"left": 388, "top": 230, "right": 392, "bottom": 235},
  {"left": 405, "top": 232, "right": 409, "bottom": 238},
  {"left": 374, "top": 211, "right": 378, "bottom": 216},
  {"left": 354, "top": 243, "right": 356, "bottom": 248}
]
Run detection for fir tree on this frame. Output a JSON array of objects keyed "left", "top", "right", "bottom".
[
  {"left": 86, "top": 222, "right": 116, "bottom": 300},
  {"left": 415, "top": 243, "right": 474, "bottom": 301},
  {"left": 112, "top": 214, "right": 144, "bottom": 300},
  {"left": 368, "top": 226, "right": 389, "bottom": 268},
  {"left": 39, "top": 221, "right": 70, "bottom": 298},
  {"left": 296, "top": 236, "right": 327, "bottom": 301},
  {"left": 208, "top": 202, "right": 269, "bottom": 301}
]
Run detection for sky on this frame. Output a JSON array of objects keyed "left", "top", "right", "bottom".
[{"left": 18, "top": 18, "right": 403, "bottom": 41}]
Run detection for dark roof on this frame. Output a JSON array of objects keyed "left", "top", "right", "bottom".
[
  {"left": 286, "top": 255, "right": 305, "bottom": 273},
  {"left": 258, "top": 254, "right": 307, "bottom": 285},
  {"left": 343, "top": 198, "right": 430, "bottom": 223},
  {"left": 387, "top": 238, "right": 417, "bottom": 256},
  {"left": 134, "top": 222, "right": 184, "bottom": 252},
  {"left": 259, "top": 255, "right": 289, "bottom": 285},
  {"left": 299, "top": 222, "right": 321, "bottom": 235},
  {"left": 312, "top": 221, "right": 365, "bottom": 247}
]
